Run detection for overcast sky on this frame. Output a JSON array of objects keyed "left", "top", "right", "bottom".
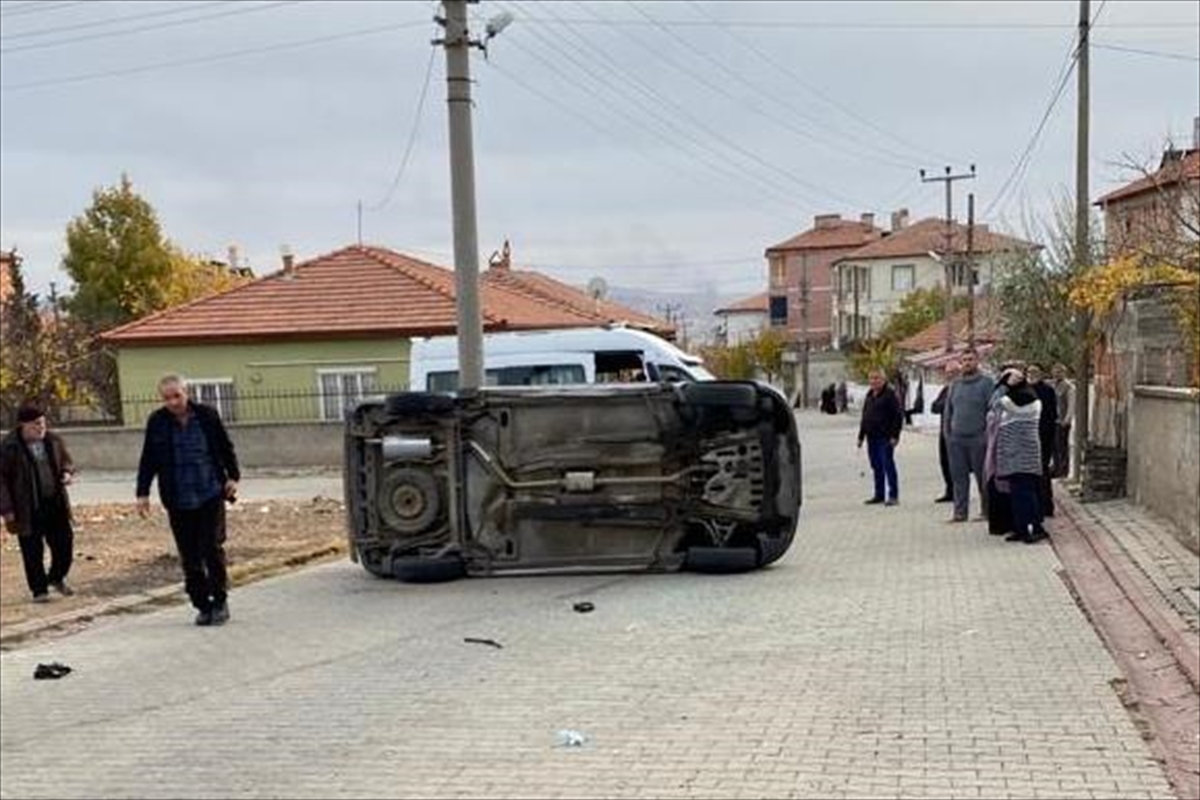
[{"left": 1, "top": 0, "right": 1197, "bottom": 303}]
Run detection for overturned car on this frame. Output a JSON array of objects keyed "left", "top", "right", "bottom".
[{"left": 343, "top": 382, "right": 801, "bottom": 582}]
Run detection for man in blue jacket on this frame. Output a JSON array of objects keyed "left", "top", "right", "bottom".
[{"left": 136, "top": 375, "right": 240, "bottom": 626}]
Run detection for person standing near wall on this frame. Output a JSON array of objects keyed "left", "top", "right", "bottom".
[
  {"left": 0, "top": 403, "right": 77, "bottom": 603},
  {"left": 1027, "top": 364, "right": 1058, "bottom": 517},
  {"left": 136, "top": 375, "right": 240, "bottom": 627},
  {"left": 1051, "top": 363, "right": 1075, "bottom": 478}
]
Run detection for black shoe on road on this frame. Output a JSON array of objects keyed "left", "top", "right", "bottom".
[
  {"left": 864, "top": 497, "right": 885, "bottom": 505},
  {"left": 885, "top": 498, "right": 900, "bottom": 507},
  {"left": 50, "top": 581, "right": 74, "bottom": 597},
  {"left": 210, "top": 604, "right": 230, "bottom": 626},
  {"left": 934, "top": 494, "right": 953, "bottom": 503},
  {"left": 1005, "top": 532, "right": 1029, "bottom": 543},
  {"left": 195, "top": 609, "right": 214, "bottom": 626}
]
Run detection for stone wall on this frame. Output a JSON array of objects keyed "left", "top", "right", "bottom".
[{"left": 1127, "top": 386, "right": 1200, "bottom": 553}]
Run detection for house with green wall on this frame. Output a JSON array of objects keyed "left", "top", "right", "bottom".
[{"left": 101, "top": 244, "right": 671, "bottom": 426}]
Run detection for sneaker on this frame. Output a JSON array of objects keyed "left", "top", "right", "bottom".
[
  {"left": 50, "top": 581, "right": 74, "bottom": 597},
  {"left": 195, "top": 609, "right": 214, "bottom": 627},
  {"left": 864, "top": 497, "right": 885, "bottom": 505},
  {"left": 210, "top": 604, "right": 230, "bottom": 626},
  {"left": 885, "top": 498, "right": 899, "bottom": 507},
  {"left": 32, "top": 593, "right": 51, "bottom": 604}
]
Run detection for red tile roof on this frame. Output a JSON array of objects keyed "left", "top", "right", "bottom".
[
  {"left": 1095, "top": 149, "right": 1200, "bottom": 206},
  {"left": 482, "top": 266, "right": 672, "bottom": 336},
  {"left": 0, "top": 252, "right": 14, "bottom": 306},
  {"left": 715, "top": 292, "right": 769, "bottom": 314},
  {"left": 766, "top": 219, "right": 883, "bottom": 253},
  {"left": 100, "top": 245, "right": 659, "bottom": 345},
  {"left": 896, "top": 296, "right": 1002, "bottom": 353},
  {"left": 837, "top": 218, "right": 1039, "bottom": 262}
]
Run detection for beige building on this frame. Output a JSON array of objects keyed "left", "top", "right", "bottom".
[{"left": 832, "top": 216, "right": 1038, "bottom": 345}]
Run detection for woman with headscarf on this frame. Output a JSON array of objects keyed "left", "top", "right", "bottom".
[{"left": 991, "top": 368, "right": 1049, "bottom": 544}]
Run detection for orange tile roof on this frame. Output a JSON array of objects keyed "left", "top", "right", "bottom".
[
  {"left": 715, "top": 292, "right": 769, "bottom": 314},
  {"left": 1095, "top": 149, "right": 1200, "bottom": 206},
  {"left": 100, "top": 245, "right": 635, "bottom": 345},
  {"left": 0, "top": 253, "right": 13, "bottom": 306},
  {"left": 896, "top": 296, "right": 1002, "bottom": 353},
  {"left": 482, "top": 266, "right": 672, "bottom": 336},
  {"left": 837, "top": 218, "right": 1039, "bottom": 263},
  {"left": 766, "top": 219, "right": 883, "bottom": 252}
]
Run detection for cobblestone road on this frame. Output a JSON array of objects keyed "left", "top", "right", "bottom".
[{"left": 0, "top": 413, "right": 1174, "bottom": 799}]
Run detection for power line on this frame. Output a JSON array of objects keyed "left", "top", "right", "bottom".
[
  {"left": 366, "top": 44, "right": 437, "bottom": 212},
  {"left": 0, "top": 19, "right": 433, "bottom": 92},
  {"left": 1, "top": 1, "right": 301, "bottom": 55},
  {"left": 683, "top": 0, "right": 964, "bottom": 168},
  {"left": 499, "top": 14, "right": 1188, "bottom": 31},
  {"left": 0, "top": 1, "right": 86, "bottom": 19},
  {"left": 623, "top": 0, "right": 917, "bottom": 172},
  {"left": 1, "top": 1, "right": 232, "bottom": 41},
  {"left": 510, "top": 0, "right": 862, "bottom": 209},
  {"left": 1093, "top": 42, "right": 1200, "bottom": 62},
  {"left": 984, "top": 0, "right": 1110, "bottom": 221},
  {"left": 490, "top": 4, "right": 824, "bottom": 216}
]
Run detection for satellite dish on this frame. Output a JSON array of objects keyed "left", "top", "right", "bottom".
[{"left": 587, "top": 276, "right": 608, "bottom": 301}]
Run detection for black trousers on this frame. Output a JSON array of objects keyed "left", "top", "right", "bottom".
[
  {"left": 938, "top": 433, "right": 953, "bottom": 495},
  {"left": 1053, "top": 424, "right": 1072, "bottom": 478},
  {"left": 167, "top": 496, "right": 228, "bottom": 612},
  {"left": 1039, "top": 434, "right": 1056, "bottom": 517},
  {"left": 17, "top": 497, "right": 74, "bottom": 597}
]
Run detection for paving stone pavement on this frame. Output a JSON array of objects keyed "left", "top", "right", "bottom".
[{"left": 0, "top": 413, "right": 1176, "bottom": 799}]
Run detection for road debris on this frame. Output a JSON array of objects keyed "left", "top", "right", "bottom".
[
  {"left": 572, "top": 601, "right": 595, "bottom": 614},
  {"left": 33, "top": 662, "right": 72, "bottom": 680},
  {"left": 555, "top": 729, "right": 587, "bottom": 748},
  {"left": 463, "top": 637, "right": 503, "bottom": 649}
]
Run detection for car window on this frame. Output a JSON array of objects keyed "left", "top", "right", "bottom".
[
  {"left": 655, "top": 364, "right": 695, "bottom": 383},
  {"left": 426, "top": 364, "right": 587, "bottom": 392},
  {"left": 595, "top": 351, "right": 646, "bottom": 383}
]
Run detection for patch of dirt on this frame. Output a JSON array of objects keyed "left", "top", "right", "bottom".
[{"left": 1, "top": 497, "right": 347, "bottom": 629}]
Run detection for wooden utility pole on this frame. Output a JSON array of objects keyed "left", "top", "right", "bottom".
[
  {"left": 1073, "top": 0, "right": 1092, "bottom": 479},
  {"left": 921, "top": 165, "right": 977, "bottom": 352}
]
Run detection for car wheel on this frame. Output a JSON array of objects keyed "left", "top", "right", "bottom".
[
  {"left": 358, "top": 547, "right": 392, "bottom": 578},
  {"left": 756, "top": 533, "right": 793, "bottom": 567},
  {"left": 684, "top": 546, "right": 759, "bottom": 574},
  {"left": 391, "top": 554, "right": 467, "bottom": 583},
  {"left": 385, "top": 392, "right": 456, "bottom": 417},
  {"left": 679, "top": 382, "right": 758, "bottom": 409}
]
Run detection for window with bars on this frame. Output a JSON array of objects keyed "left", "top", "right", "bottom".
[
  {"left": 769, "top": 295, "right": 788, "bottom": 327},
  {"left": 318, "top": 369, "right": 377, "bottom": 421},
  {"left": 190, "top": 380, "right": 236, "bottom": 422}
]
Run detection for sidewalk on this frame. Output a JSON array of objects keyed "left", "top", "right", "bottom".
[{"left": 68, "top": 467, "right": 344, "bottom": 505}]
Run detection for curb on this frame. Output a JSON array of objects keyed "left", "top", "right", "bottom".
[
  {"left": 1058, "top": 494, "right": 1200, "bottom": 691},
  {"left": 0, "top": 541, "right": 346, "bottom": 648}
]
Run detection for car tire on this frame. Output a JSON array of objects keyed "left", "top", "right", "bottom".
[
  {"left": 357, "top": 547, "right": 392, "bottom": 579},
  {"left": 679, "top": 382, "right": 758, "bottom": 409},
  {"left": 684, "top": 546, "right": 759, "bottom": 574},
  {"left": 385, "top": 392, "right": 456, "bottom": 417},
  {"left": 756, "top": 533, "right": 793, "bottom": 567},
  {"left": 391, "top": 554, "right": 467, "bottom": 583}
]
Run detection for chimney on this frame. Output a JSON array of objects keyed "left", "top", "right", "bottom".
[
  {"left": 1193, "top": 116, "right": 1199, "bottom": 150},
  {"left": 227, "top": 244, "right": 239, "bottom": 271},
  {"left": 890, "top": 208, "right": 909, "bottom": 232},
  {"left": 280, "top": 244, "right": 295, "bottom": 277},
  {"left": 488, "top": 239, "right": 512, "bottom": 271},
  {"left": 860, "top": 212, "right": 875, "bottom": 228},
  {"left": 814, "top": 213, "right": 841, "bottom": 230}
]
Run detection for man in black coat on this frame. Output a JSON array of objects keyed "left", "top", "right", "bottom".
[
  {"left": 1026, "top": 364, "right": 1057, "bottom": 517},
  {"left": 930, "top": 362, "right": 961, "bottom": 503},
  {"left": 858, "top": 369, "right": 904, "bottom": 506},
  {"left": 136, "top": 375, "right": 240, "bottom": 626},
  {"left": 0, "top": 404, "right": 77, "bottom": 602}
]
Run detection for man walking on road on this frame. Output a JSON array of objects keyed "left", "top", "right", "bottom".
[
  {"left": 930, "top": 361, "right": 961, "bottom": 503},
  {"left": 858, "top": 369, "right": 903, "bottom": 506},
  {"left": 1051, "top": 363, "right": 1075, "bottom": 478},
  {"left": 1, "top": 403, "right": 77, "bottom": 602},
  {"left": 945, "top": 349, "right": 995, "bottom": 522},
  {"left": 136, "top": 375, "right": 240, "bottom": 627}
]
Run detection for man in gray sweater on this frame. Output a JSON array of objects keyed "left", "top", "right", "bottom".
[{"left": 945, "top": 349, "right": 996, "bottom": 522}]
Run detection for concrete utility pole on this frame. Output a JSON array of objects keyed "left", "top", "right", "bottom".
[
  {"left": 966, "top": 193, "right": 976, "bottom": 348},
  {"left": 437, "top": 0, "right": 484, "bottom": 390},
  {"left": 1073, "top": 0, "right": 1092, "bottom": 479},
  {"left": 921, "top": 164, "right": 977, "bottom": 352},
  {"left": 799, "top": 253, "right": 811, "bottom": 408}
]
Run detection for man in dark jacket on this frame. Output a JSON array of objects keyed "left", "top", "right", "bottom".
[
  {"left": 1027, "top": 364, "right": 1058, "bottom": 517},
  {"left": 930, "top": 362, "right": 961, "bottom": 503},
  {"left": 137, "top": 375, "right": 240, "bottom": 626},
  {"left": 858, "top": 369, "right": 903, "bottom": 506},
  {"left": 1, "top": 403, "right": 77, "bottom": 602}
]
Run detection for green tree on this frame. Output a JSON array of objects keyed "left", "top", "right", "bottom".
[
  {"left": 62, "top": 174, "right": 176, "bottom": 331},
  {"left": 748, "top": 327, "right": 787, "bottom": 384},
  {"left": 879, "top": 287, "right": 969, "bottom": 343},
  {"left": 848, "top": 339, "right": 897, "bottom": 382},
  {"left": 0, "top": 253, "right": 75, "bottom": 425}
]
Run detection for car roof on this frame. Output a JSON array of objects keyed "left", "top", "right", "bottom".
[{"left": 412, "top": 326, "right": 699, "bottom": 362}]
